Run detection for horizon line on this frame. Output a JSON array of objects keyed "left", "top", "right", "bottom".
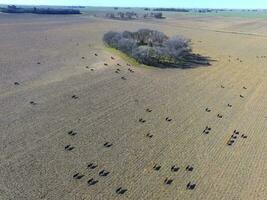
[{"left": 0, "top": 3, "right": 266, "bottom": 10}]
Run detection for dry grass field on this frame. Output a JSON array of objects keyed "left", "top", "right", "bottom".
[{"left": 0, "top": 12, "right": 266, "bottom": 200}]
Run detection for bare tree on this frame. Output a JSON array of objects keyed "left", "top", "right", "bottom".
[{"left": 103, "top": 29, "right": 210, "bottom": 68}]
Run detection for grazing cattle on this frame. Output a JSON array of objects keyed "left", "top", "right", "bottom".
[
  {"left": 88, "top": 163, "right": 98, "bottom": 169},
  {"left": 153, "top": 164, "right": 161, "bottom": 171},
  {"left": 73, "top": 173, "right": 84, "bottom": 179},
  {"left": 231, "top": 135, "right": 237, "bottom": 139},
  {"left": 227, "top": 140, "right": 235, "bottom": 146},
  {"left": 166, "top": 117, "right": 172, "bottom": 122},
  {"left": 104, "top": 142, "right": 113, "bottom": 148},
  {"left": 205, "top": 108, "right": 211, "bottom": 112},
  {"left": 139, "top": 118, "right": 146, "bottom": 123},
  {"left": 99, "top": 170, "right": 110, "bottom": 176},
  {"left": 146, "top": 133, "right": 153, "bottom": 138},
  {"left": 186, "top": 165, "right": 194, "bottom": 172},
  {"left": 233, "top": 130, "right": 239, "bottom": 134},
  {"left": 241, "top": 134, "right": 248, "bottom": 139},
  {"left": 146, "top": 108, "right": 152, "bottom": 112},
  {"left": 68, "top": 130, "right": 77, "bottom": 136},
  {"left": 88, "top": 178, "right": 98, "bottom": 186},
  {"left": 187, "top": 182, "right": 196, "bottom": 190},
  {"left": 65, "top": 144, "right": 75, "bottom": 151},
  {"left": 30, "top": 101, "right": 37, "bottom": 105},
  {"left": 68, "top": 146, "right": 75, "bottom": 151},
  {"left": 203, "top": 126, "right": 211, "bottom": 134},
  {"left": 72, "top": 95, "right": 79, "bottom": 99},
  {"left": 217, "top": 114, "right": 223, "bottom": 118},
  {"left": 164, "top": 178, "right": 173, "bottom": 185},
  {"left": 171, "top": 165, "right": 180, "bottom": 172},
  {"left": 116, "top": 187, "right": 127, "bottom": 195}
]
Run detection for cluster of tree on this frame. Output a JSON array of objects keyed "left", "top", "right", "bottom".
[
  {"left": 103, "top": 29, "right": 210, "bottom": 68},
  {"left": 105, "top": 12, "right": 164, "bottom": 20},
  {"left": 106, "top": 11, "right": 138, "bottom": 20},
  {"left": 197, "top": 9, "right": 213, "bottom": 13},
  {"left": 153, "top": 8, "right": 190, "bottom": 12},
  {"left": 193, "top": 9, "right": 235, "bottom": 13},
  {"left": 147, "top": 12, "right": 164, "bottom": 19},
  {"left": 113, "top": 7, "right": 132, "bottom": 10},
  {"left": 67, "top": 6, "right": 85, "bottom": 9},
  {"left": 0, "top": 5, "right": 81, "bottom": 14}
]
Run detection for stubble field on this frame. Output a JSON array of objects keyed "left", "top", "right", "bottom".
[{"left": 0, "top": 12, "right": 266, "bottom": 200}]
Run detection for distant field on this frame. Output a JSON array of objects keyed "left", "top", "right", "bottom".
[
  {"left": 1, "top": 5, "right": 267, "bottom": 19},
  {"left": 81, "top": 7, "right": 267, "bottom": 19},
  {"left": 185, "top": 10, "right": 267, "bottom": 19}
]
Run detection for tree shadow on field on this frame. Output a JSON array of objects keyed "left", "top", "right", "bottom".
[{"left": 145, "top": 53, "right": 215, "bottom": 69}]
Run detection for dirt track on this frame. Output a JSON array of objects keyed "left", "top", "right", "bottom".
[{"left": 0, "top": 13, "right": 266, "bottom": 200}]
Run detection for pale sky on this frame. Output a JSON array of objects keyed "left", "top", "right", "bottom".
[{"left": 0, "top": 0, "right": 267, "bottom": 9}]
